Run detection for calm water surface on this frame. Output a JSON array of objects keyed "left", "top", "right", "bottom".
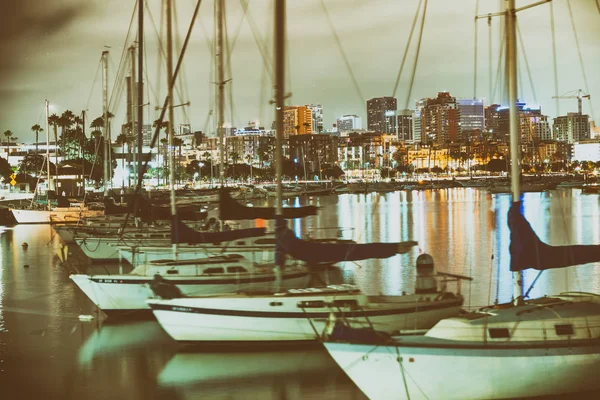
[{"left": 1, "top": 188, "right": 599, "bottom": 399}]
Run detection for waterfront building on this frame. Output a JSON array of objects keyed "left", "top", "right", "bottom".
[
  {"left": 306, "top": 104, "right": 324, "bottom": 133},
  {"left": 337, "top": 132, "right": 396, "bottom": 179},
  {"left": 226, "top": 134, "right": 278, "bottom": 168},
  {"left": 283, "top": 106, "right": 313, "bottom": 138},
  {"left": 412, "top": 110, "right": 422, "bottom": 143},
  {"left": 421, "top": 92, "right": 461, "bottom": 144},
  {"left": 572, "top": 141, "right": 600, "bottom": 163},
  {"left": 457, "top": 98, "right": 484, "bottom": 141},
  {"left": 591, "top": 121, "right": 600, "bottom": 139},
  {"left": 336, "top": 115, "right": 362, "bottom": 135},
  {"left": 484, "top": 103, "right": 501, "bottom": 139},
  {"left": 397, "top": 109, "right": 413, "bottom": 142},
  {"left": 407, "top": 146, "right": 450, "bottom": 171},
  {"left": 178, "top": 124, "right": 191, "bottom": 135},
  {"left": 553, "top": 113, "right": 590, "bottom": 143},
  {"left": 289, "top": 134, "right": 338, "bottom": 177},
  {"left": 367, "top": 97, "right": 397, "bottom": 134}
]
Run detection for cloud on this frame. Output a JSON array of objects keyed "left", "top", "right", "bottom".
[{"left": 0, "top": 1, "right": 98, "bottom": 80}]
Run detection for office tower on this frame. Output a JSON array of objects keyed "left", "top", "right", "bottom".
[{"left": 367, "top": 97, "right": 397, "bottom": 134}]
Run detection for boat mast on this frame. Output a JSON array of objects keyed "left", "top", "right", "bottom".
[
  {"left": 216, "top": 0, "right": 225, "bottom": 186},
  {"left": 167, "top": 0, "right": 176, "bottom": 219},
  {"left": 506, "top": 0, "right": 523, "bottom": 304},
  {"left": 137, "top": 0, "right": 144, "bottom": 187},
  {"left": 129, "top": 45, "right": 137, "bottom": 185},
  {"left": 45, "top": 99, "right": 51, "bottom": 210},
  {"left": 102, "top": 50, "right": 110, "bottom": 199},
  {"left": 274, "top": 0, "right": 286, "bottom": 286}
]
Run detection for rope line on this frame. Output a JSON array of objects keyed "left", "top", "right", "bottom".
[
  {"left": 566, "top": 0, "right": 595, "bottom": 121},
  {"left": 403, "top": 0, "right": 428, "bottom": 111},
  {"left": 391, "top": 0, "right": 423, "bottom": 99},
  {"left": 473, "top": 0, "right": 480, "bottom": 99},
  {"left": 320, "top": 0, "right": 364, "bottom": 108},
  {"left": 549, "top": 1, "right": 560, "bottom": 116}
]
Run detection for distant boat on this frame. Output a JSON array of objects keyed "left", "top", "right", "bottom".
[{"left": 9, "top": 101, "right": 104, "bottom": 224}]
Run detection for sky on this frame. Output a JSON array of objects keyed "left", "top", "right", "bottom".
[{"left": 1, "top": 0, "right": 599, "bottom": 143}]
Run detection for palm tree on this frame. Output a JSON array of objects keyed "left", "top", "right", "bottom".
[
  {"left": 245, "top": 153, "right": 253, "bottom": 181},
  {"left": 230, "top": 151, "right": 240, "bottom": 181},
  {"left": 31, "top": 124, "right": 43, "bottom": 154},
  {"left": 159, "top": 137, "right": 169, "bottom": 186},
  {"left": 302, "top": 122, "right": 310, "bottom": 134},
  {"left": 48, "top": 113, "right": 60, "bottom": 158},
  {"left": 173, "top": 137, "right": 184, "bottom": 184},
  {"left": 202, "top": 151, "right": 213, "bottom": 185},
  {"left": 3, "top": 130, "right": 13, "bottom": 156},
  {"left": 90, "top": 117, "right": 104, "bottom": 132},
  {"left": 59, "top": 110, "right": 75, "bottom": 160},
  {"left": 153, "top": 119, "right": 169, "bottom": 185}
]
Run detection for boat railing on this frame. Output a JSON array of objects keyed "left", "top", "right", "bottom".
[{"left": 436, "top": 271, "right": 473, "bottom": 295}]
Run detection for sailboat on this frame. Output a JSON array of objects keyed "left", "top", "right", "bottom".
[
  {"left": 323, "top": 2, "right": 600, "bottom": 399},
  {"left": 9, "top": 100, "right": 104, "bottom": 224},
  {"left": 147, "top": 0, "right": 466, "bottom": 345},
  {"left": 69, "top": 0, "right": 316, "bottom": 317}
]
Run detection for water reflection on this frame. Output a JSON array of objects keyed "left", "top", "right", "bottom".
[
  {"left": 77, "top": 320, "right": 174, "bottom": 367},
  {"left": 158, "top": 347, "right": 366, "bottom": 399},
  {"left": 1, "top": 189, "right": 599, "bottom": 398}
]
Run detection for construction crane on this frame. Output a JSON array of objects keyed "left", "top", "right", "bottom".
[{"left": 552, "top": 89, "right": 591, "bottom": 115}]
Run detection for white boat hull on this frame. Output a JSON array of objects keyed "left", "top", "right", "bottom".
[
  {"left": 324, "top": 340, "right": 600, "bottom": 400},
  {"left": 70, "top": 269, "right": 310, "bottom": 314},
  {"left": 117, "top": 245, "right": 274, "bottom": 266},
  {"left": 148, "top": 293, "right": 463, "bottom": 343},
  {"left": 11, "top": 208, "right": 103, "bottom": 224},
  {"left": 76, "top": 237, "right": 123, "bottom": 261}
]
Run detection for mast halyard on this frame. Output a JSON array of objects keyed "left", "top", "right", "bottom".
[
  {"left": 216, "top": 0, "right": 225, "bottom": 186},
  {"left": 137, "top": 0, "right": 144, "bottom": 186},
  {"left": 506, "top": 0, "right": 523, "bottom": 304},
  {"left": 167, "top": 0, "right": 176, "bottom": 221},
  {"left": 129, "top": 45, "right": 137, "bottom": 184},
  {"left": 45, "top": 100, "right": 51, "bottom": 210},
  {"left": 102, "top": 50, "right": 110, "bottom": 199},
  {"left": 273, "top": 0, "right": 286, "bottom": 288}
]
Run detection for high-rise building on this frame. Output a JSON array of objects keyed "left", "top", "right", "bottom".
[
  {"left": 488, "top": 102, "right": 544, "bottom": 143},
  {"left": 421, "top": 92, "right": 461, "bottom": 144},
  {"left": 553, "top": 113, "right": 590, "bottom": 143},
  {"left": 306, "top": 104, "right": 324, "bottom": 133},
  {"left": 457, "top": 99, "right": 484, "bottom": 141},
  {"left": 142, "top": 124, "right": 152, "bottom": 146},
  {"left": 484, "top": 104, "right": 501, "bottom": 138},
  {"left": 522, "top": 115, "right": 552, "bottom": 142},
  {"left": 397, "top": 109, "right": 413, "bottom": 142},
  {"left": 283, "top": 106, "right": 313, "bottom": 138},
  {"left": 336, "top": 114, "right": 362, "bottom": 135},
  {"left": 367, "top": 97, "right": 397, "bottom": 134},
  {"left": 412, "top": 110, "right": 422, "bottom": 143}
]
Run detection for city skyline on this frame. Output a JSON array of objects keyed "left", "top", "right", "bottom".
[{"left": 1, "top": 0, "right": 599, "bottom": 143}]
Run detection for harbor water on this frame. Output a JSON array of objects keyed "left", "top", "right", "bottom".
[{"left": 1, "top": 187, "right": 599, "bottom": 399}]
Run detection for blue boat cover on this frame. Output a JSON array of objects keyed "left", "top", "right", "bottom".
[
  {"left": 171, "top": 216, "right": 266, "bottom": 244},
  {"left": 219, "top": 188, "right": 318, "bottom": 220},
  {"left": 275, "top": 216, "right": 416, "bottom": 263},
  {"left": 509, "top": 202, "right": 600, "bottom": 271}
]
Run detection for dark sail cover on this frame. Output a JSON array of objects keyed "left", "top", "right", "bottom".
[
  {"left": 104, "top": 197, "right": 131, "bottom": 215},
  {"left": 171, "top": 216, "right": 266, "bottom": 244},
  {"left": 219, "top": 188, "right": 318, "bottom": 220},
  {"left": 275, "top": 216, "right": 417, "bottom": 263},
  {"left": 509, "top": 202, "right": 600, "bottom": 271},
  {"left": 133, "top": 196, "right": 207, "bottom": 223}
]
